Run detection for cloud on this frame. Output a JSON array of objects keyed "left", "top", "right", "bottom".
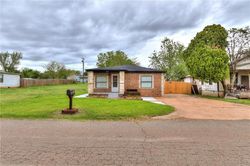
[
  {"left": 0, "top": 0, "right": 249, "bottom": 71},
  {"left": 217, "top": 0, "right": 250, "bottom": 25}
]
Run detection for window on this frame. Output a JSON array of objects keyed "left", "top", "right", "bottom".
[
  {"left": 0, "top": 74, "right": 3, "bottom": 83},
  {"left": 95, "top": 75, "right": 108, "bottom": 88},
  {"left": 140, "top": 75, "right": 153, "bottom": 88}
]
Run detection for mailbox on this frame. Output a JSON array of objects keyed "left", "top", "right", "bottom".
[
  {"left": 67, "top": 89, "right": 75, "bottom": 97},
  {"left": 62, "top": 89, "right": 78, "bottom": 114}
]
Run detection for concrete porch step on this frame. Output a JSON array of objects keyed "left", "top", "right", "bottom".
[{"left": 108, "top": 93, "right": 119, "bottom": 99}]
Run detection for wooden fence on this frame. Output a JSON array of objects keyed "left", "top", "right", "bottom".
[
  {"left": 164, "top": 81, "right": 192, "bottom": 94},
  {"left": 20, "top": 78, "right": 74, "bottom": 87}
]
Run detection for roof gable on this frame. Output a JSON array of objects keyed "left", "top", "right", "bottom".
[{"left": 236, "top": 56, "right": 250, "bottom": 70}]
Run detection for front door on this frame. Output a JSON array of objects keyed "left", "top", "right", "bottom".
[
  {"left": 111, "top": 74, "right": 119, "bottom": 92},
  {"left": 241, "top": 75, "right": 249, "bottom": 89}
]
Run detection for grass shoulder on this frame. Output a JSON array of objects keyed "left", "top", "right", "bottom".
[{"left": 198, "top": 95, "right": 250, "bottom": 106}]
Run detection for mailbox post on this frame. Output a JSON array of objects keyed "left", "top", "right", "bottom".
[
  {"left": 67, "top": 89, "right": 74, "bottom": 109},
  {"left": 62, "top": 89, "right": 78, "bottom": 114}
]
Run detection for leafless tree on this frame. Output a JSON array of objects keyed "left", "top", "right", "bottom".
[
  {"left": 0, "top": 51, "right": 22, "bottom": 72},
  {"left": 227, "top": 27, "right": 250, "bottom": 87}
]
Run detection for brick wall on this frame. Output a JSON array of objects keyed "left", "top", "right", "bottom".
[
  {"left": 125, "top": 73, "right": 162, "bottom": 97},
  {"left": 91, "top": 72, "right": 163, "bottom": 96}
]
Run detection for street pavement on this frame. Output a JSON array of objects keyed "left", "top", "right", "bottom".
[{"left": 1, "top": 119, "right": 250, "bottom": 166}]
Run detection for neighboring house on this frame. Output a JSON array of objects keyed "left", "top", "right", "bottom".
[
  {"left": 196, "top": 81, "right": 224, "bottom": 97},
  {"left": 86, "top": 65, "right": 164, "bottom": 97},
  {"left": 79, "top": 75, "right": 88, "bottom": 83},
  {"left": 183, "top": 75, "right": 224, "bottom": 96},
  {"left": 234, "top": 56, "right": 250, "bottom": 89},
  {"left": 67, "top": 75, "right": 88, "bottom": 83},
  {"left": 67, "top": 74, "right": 77, "bottom": 81},
  {"left": 179, "top": 56, "right": 250, "bottom": 97},
  {"left": 0, "top": 71, "right": 20, "bottom": 88},
  {"left": 183, "top": 75, "right": 193, "bottom": 83}
]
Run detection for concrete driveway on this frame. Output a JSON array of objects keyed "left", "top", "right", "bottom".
[
  {"left": 155, "top": 94, "right": 250, "bottom": 120},
  {"left": 1, "top": 119, "right": 250, "bottom": 165}
]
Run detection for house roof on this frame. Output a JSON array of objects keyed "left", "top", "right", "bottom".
[
  {"left": 234, "top": 55, "right": 250, "bottom": 71},
  {"left": 0, "top": 71, "right": 20, "bottom": 75},
  {"left": 86, "top": 65, "right": 163, "bottom": 73}
]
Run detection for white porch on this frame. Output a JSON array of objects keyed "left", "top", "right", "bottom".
[{"left": 237, "top": 70, "right": 250, "bottom": 89}]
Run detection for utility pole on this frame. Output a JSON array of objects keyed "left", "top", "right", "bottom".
[{"left": 81, "top": 57, "right": 85, "bottom": 83}]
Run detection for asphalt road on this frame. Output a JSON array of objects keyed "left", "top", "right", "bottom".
[{"left": 1, "top": 119, "right": 250, "bottom": 166}]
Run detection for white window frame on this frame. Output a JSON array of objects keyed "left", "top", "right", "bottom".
[
  {"left": 0, "top": 74, "right": 3, "bottom": 83},
  {"left": 139, "top": 74, "right": 154, "bottom": 89},
  {"left": 95, "top": 74, "right": 109, "bottom": 89}
]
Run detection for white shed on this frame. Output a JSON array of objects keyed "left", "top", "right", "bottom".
[{"left": 0, "top": 71, "right": 20, "bottom": 88}]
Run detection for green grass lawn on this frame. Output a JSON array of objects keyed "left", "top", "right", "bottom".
[
  {"left": 0, "top": 83, "right": 174, "bottom": 120},
  {"left": 200, "top": 95, "right": 250, "bottom": 105}
]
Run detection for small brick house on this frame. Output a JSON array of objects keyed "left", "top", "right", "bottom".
[{"left": 86, "top": 65, "right": 164, "bottom": 97}]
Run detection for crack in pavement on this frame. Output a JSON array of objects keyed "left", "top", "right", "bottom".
[{"left": 134, "top": 121, "right": 154, "bottom": 165}]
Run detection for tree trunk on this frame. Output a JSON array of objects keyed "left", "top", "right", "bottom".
[
  {"left": 221, "top": 80, "right": 227, "bottom": 97},
  {"left": 217, "top": 82, "right": 220, "bottom": 98},
  {"left": 230, "top": 72, "right": 236, "bottom": 89},
  {"left": 230, "top": 63, "right": 237, "bottom": 91}
]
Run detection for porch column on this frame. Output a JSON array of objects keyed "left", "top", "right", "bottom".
[
  {"left": 88, "top": 71, "right": 94, "bottom": 94},
  {"left": 238, "top": 74, "right": 241, "bottom": 85},
  {"left": 119, "top": 71, "right": 125, "bottom": 94},
  {"left": 161, "top": 73, "right": 165, "bottom": 96},
  {"left": 249, "top": 74, "right": 250, "bottom": 88}
]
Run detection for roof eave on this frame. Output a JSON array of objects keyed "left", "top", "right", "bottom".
[
  {"left": 86, "top": 69, "right": 164, "bottom": 73},
  {"left": 0, "top": 71, "right": 21, "bottom": 75}
]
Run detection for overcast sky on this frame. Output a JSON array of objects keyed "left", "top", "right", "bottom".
[{"left": 0, "top": 0, "right": 250, "bottom": 71}]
